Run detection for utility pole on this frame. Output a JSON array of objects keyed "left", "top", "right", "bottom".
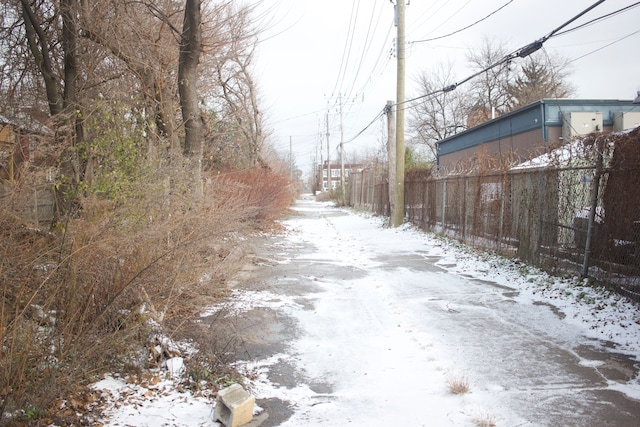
[
  {"left": 325, "top": 112, "right": 331, "bottom": 192},
  {"left": 339, "top": 94, "right": 345, "bottom": 201},
  {"left": 391, "top": 0, "right": 406, "bottom": 227},
  {"left": 319, "top": 130, "right": 323, "bottom": 192},
  {"left": 386, "top": 101, "right": 396, "bottom": 219}
]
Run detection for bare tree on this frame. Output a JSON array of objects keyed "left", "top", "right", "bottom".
[
  {"left": 409, "top": 38, "right": 577, "bottom": 154},
  {"left": 466, "top": 37, "right": 512, "bottom": 127},
  {"left": 408, "top": 61, "right": 469, "bottom": 159},
  {"left": 15, "top": 0, "right": 88, "bottom": 197},
  {"left": 507, "top": 51, "right": 575, "bottom": 110},
  {"left": 80, "top": 0, "right": 183, "bottom": 153},
  {"left": 179, "top": 0, "right": 203, "bottom": 192},
  {"left": 0, "top": 1, "right": 52, "bottom": 124},
  {"left": 3, "top": 0, "right": 269, "bottom": 189},
  {"left": 203, "top": 3, "right": 265, "bottom": 169}
]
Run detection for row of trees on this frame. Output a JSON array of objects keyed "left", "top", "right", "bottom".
[
  {"left": 0, "top": 2, "right": 301, "bottom": 422},
  {"left": 408, "top": 38, "right": 575, "bottom": 159},
  {"left": 0, "top": 0, "right": 269, "bottom": 199}
]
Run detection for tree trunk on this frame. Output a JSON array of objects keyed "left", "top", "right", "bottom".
[
  {"left": 20, "top": 0, "right": 63, "bottom": 117},
  {"left": 178, "top": 0, "right": 203, "bottom": 196},
  {"left": 61, "top": 0, "right": 85, "bottom": 184}
]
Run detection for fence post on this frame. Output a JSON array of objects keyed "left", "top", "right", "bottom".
[
  {"left": 441, "top": 179, "right": 447, "bottom": 230},
  {"left": 581, "top": 136, "right": 605, "bottom": 278},
  {"left": 462, "top": 177, "right": 468, "bottom": 241},
  {"left": 422, "top": 178, "right": 429, "bottom": 230},
  {"left": 497, "top": 172, "right": 506, "bottom": 254}
]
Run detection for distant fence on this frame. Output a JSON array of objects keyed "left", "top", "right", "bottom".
[
  {"left": 349, "top": 130, "right": 640, "bottom": 300},
  {"left": 0, "top": 182, "right": 55, "bottom": 225}
]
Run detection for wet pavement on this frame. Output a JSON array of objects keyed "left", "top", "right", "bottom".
[{"left": 227, "top": 196, "right": 640, "bottom": 426}]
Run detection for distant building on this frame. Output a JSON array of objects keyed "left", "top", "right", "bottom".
[
  {"left": 316, "top": 161, "right": 363, "bottom": 192},
  {"left": 1, "top": 113, "right": 55, "bottom": 223},
  {"left": 436, "top": 99, "right": 640, "bottom": 173},
  {"left": 0, "top": 113, "right": 52, "bottom": 181}
]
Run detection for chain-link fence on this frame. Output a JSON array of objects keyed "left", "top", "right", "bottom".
[{"left": 349, "top": 128, "right": 640, "bottom": 299}]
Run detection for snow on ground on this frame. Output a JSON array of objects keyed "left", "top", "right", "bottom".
[
  {"left": 91, "top": 374, "right": 216, "bottom": 427},
  {"left": 93, "top": 198, "right": 640, "bottom": 426}
]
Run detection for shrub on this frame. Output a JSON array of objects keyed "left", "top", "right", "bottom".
[
  {"left": 1, "top": 162, "right": 292, "bottom": 424},
  {"left": 211, "top": 166, "right": 296, "bottom": 225}
]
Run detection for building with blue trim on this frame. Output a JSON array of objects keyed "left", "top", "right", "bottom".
[{"left": 436, "top": 99, "right": 640, "bottom": 172}]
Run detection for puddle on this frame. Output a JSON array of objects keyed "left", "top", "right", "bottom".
[
  {"left": 464, "top": 276, "right": 521, "bottom": 299},
  {"left": 374, "top": 254, "right": 445, "bottom": 273},
  {"left": 437, "top": 263, "right": 457, "bottom": 268},
  {"left": 533, "top": 300, "right": 566, "bottom": 319},
  {"left": 576, "top": 344, "right": 640, "bottom": 383},
  {"left": 249, "top": 398, "right": 294, "bottom": 427}
]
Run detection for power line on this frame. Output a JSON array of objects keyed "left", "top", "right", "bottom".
[
  {"left": 399, "top": 0, "right": 609, "bottom": 107},
  {"left": 568, "top": 29, "right": 640, "bottom": 64},
  {"left": 343, "top": 107, "right": 387, "bottom": 145},
  {"left": 409, "top": 0, "right": 516, "bottom": 45},
  {"left": 351, "top": 21, "right": 394, "bottom": 101},
  {"left": 345, "top": 0, "right": 384, "bottom": 101},
  {"left": 543, "top": 0, "right": 606, "bottom": 41},
  {"left": 309, "top": 0, "right": 625, "bottom": 151},
  {"left": 330, "top": 0, "right": 359, "bottom": 98},
  {"left": 552, "top": 1, "right": 640, "bottom": 38},
  {"left": 337, "top": 0, "right": 362, "bottom": 97},
  {"left": 421, "top": 0, "right": 474, "bottom": 39},
  {"left": 407, "top": 0, "right": 450, "bottom": 35}
]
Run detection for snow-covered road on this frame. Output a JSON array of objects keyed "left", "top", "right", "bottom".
[
  {"left": 234, "top": 196, "right": 640, "bottom": 426},
  {"left": 94, "top": 195, "right": 640, "bottom": 426}
]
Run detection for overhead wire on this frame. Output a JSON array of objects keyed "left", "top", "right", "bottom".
[
  {"left": 299, "top": 0, "right": 632, "bottom": 152},
  {"left": 541, "top": 0, "right": 606, "bottom": 41},
  {"left": 330, "top": 0, "right": 359, "bottom": 99},
  {"left": 551, "top": 1, "right": 640, "bottom": 38},
  {"left": 567, "top": 28, "right": 640, "bottom": 64},
  {"left": 342, "top": 107, "right": 387, "bottom": 145},
  {"left": 327, "top": 1, "right": 396, "bottom": 154},
  {"left": 344, "top": 0, "right": 381, "bottom": 101},
  {"left": 409, "top": 0, "right": 516, "bottom": 45},
  {"left": 407, "top": 0, "right": 449, "bottom": 35},
  {"left": 398, "top": 0, "right": 609, "bottom": 108},
  {"left": 336, "top": 0, "right": 362, "bottom": 98},
  {"left": 423, "top": 0, "right": 474, "bottom": 38},
  {"left": 351, "top": 20, "right": 395, "bottom": 101}
]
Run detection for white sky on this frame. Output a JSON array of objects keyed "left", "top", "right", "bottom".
[{"left": 250, "top": 0, "right": 640, "bottom": 175}]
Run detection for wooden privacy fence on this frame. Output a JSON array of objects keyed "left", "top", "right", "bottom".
[
  {"left": 348, "top": 130, "right": 640, "bottom": 299},
  {"left": 0, "top": 182, "right": 55, "bottom": 225}
]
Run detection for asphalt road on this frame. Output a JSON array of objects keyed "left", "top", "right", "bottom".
[{"left": 223, "top": 196, "right": 640, "bottom": 426}]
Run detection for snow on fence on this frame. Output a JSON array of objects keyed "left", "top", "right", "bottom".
[{"left": 348, "top": 128, "right": 640, "bottom": 300}]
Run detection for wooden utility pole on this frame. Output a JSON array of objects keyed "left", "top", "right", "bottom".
[
  {"left": 386, "top": 101, "right": 396, "bottom": 219},
  {"left": 339, "top": 95, "right": 345, "bottom": 201},
  {"left": 289, "top": 136, "right": 293, "bottom": 182},
  {"left": 319, "top": 131, "right": 324, "bottom": 192},
  {"left": 391, "top": 1, "right": 406, "bottom": 227},
  {"left": 326, "top": 112, "right": 331, "bottom": 192}
]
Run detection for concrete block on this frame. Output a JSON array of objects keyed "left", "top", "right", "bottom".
[{"left": 213, "top": 383, "right": 255, "bottom": 427}]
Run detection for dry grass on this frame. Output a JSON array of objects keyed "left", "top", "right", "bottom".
[
  {"left": 445, "top": 372, "right": 471, "bottom": 394},
  {"left": 0, "top": 163, "right": 296, "bottom": 424},
  {"left": 472, "top": 413, "right": 498, "bottom": 427}
]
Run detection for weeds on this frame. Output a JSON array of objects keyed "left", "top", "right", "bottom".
[
  {"left": 0, "top": 164, "right": 295, "bottom": 424},
  {"left": 445, "top": 372, "right": 470, "bottom": 394},
  {"left": 472, "top": 413, "right": 498, "bottom": 427}
]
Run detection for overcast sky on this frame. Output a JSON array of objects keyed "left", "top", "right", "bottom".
[{"left": 251, "top": 0, "right": 640, "bottom": 175}]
